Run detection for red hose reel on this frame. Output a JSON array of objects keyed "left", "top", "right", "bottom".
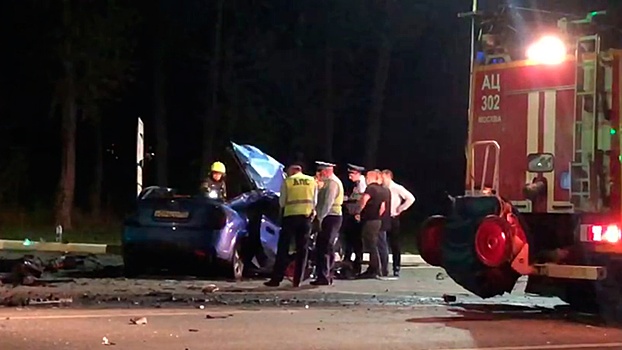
[
  {"left": 418, "top": 198, "right": 528, "bottom": 269},
  {"left": 475, "top": 200, "right": 528, "bottom": 268}
]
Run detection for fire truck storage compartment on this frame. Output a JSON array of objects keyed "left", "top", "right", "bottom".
[{"left": 470, "top": 61, "right": 577, "bottom": 206}]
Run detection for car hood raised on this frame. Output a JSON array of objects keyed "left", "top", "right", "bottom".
[{"left": 230, "top": 142, "right": 285, "bottom": 195}]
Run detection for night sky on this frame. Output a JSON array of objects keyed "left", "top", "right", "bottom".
[{"left": 0, "top": 0, "right": 615, "bottom": 227}]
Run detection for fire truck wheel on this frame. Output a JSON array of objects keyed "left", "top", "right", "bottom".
[
  {"left": 562, "top": 281, "right": 598, "bottom": 314},
  {"left": 475, "top": 216, "right": 513, "bottom": 268},
  {"left": 417, "top": 215, "right": 446, "bottom": 267},
  {"left": 563, "top": 264, "right": 622, "bottom": 325},
  {"left": 594, "top": 262, "right": 622, "bottom": 325}
]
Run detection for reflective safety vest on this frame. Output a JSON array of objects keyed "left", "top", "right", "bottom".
[
  {"left": 283, "top": 172, "right": 316, "bottom": 217},
  {"left": 329, "top": 176, "right": 345, "bottom": 216}
]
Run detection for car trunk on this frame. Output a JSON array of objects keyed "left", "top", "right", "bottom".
[{"left": 131, "top": 197, "right": 227, "bottom": 231}]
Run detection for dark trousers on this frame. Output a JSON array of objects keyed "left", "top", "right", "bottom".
[
  {"left": 343, "top": 214, "right": 363, "bottom": 273},
  {"left": 271, "top": 215, "right": 312, "bottom": 286},
  {"left": 361, "top": 220, "right": 382, "bottom": 274},
  {"left": 387, "top": 216, "right": 401, "bottom": 272},
  {"left": 245, "top": 212, "right": 269, "bottom": 267},
  {"left": 315, "top": 215, "right": 343, "bottom": 282},
  {"left": 377, "top": 231, "right": 389, "bottom": 277}
]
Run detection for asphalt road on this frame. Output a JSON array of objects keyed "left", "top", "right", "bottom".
[
  {"left": 2, "top": 305, "right": 622, "bottom": 350},
  {"left": 1, "top": 251, "right": 621, "bottom": 349}
]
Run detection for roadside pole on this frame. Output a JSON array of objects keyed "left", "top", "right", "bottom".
[
  {"left": 137, "top": 117, "right": 144, "bottom": 197},
  {"left": 458, "top": 0, "right": 479, "bottom": 191}
]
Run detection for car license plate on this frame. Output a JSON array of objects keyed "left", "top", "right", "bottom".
[{"left": 153, "top": 210, "right": 190, "bottom": 219}]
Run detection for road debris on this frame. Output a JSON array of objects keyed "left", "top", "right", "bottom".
[
  {"left": 4, "top": 257, "right": 44, "bottom": 286},
  {"left": 442, "top": 294, "right": 457, "bottom": 303},
  {"left": 188, "top": 329, "right": 199, "bottom": 332},
  {"left": 0, "top": 254, "right": 106, "bottom": 286},
  {"left": 202, "top": 284, "right": 219, "bottom": 293},
  {"left": 102, "top": 336, "right": 115, "bottom": 346},
  {"left": 28, "top": 297, "right": 73, "bottom": 306},
  {"left": 205, "top": 314, "right": 232, "bottom": 319},
  {"left": 129, "top": 317, "right": 148, "bottom": 325}
]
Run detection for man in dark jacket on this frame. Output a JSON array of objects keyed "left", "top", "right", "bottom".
[{"left": 341, "top": 163, "right": 366, "bottom": 275}]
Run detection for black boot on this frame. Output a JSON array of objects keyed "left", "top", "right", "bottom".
[
  {"left": 357, "top": 270, "right": 378, "bottom": 279},
  {"left": 310, "top": 278, "right": 332, "bottom": 286},
  {"left": 264, "top": 279, "right": 281, "bottom": 287}
]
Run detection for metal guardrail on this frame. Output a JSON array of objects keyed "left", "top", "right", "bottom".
[{"left": 0, "top": 240, "right": 121, "bottom": 255}]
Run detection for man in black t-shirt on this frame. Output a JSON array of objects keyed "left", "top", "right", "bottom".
[
  {"left": 377, "top": 176, "right": 392, "bottom": 277},
  {"left": 355, "top": 170, "right": 389, "bottom": 278}
]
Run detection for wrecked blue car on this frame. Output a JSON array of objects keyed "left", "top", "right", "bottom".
[{"left": 122, "top": 142, "right": 285, "bottom": 279}]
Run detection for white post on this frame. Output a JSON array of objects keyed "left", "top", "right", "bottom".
[
  {"left": 137, "top": 117, "right": 144, "bottom": 197},
  {"left": 55, "top": 225, "right": 63, "bottom": 243},
  {"left": 468, "top": 0, "right": 478, "bottom": 87},
  {"left": 465, "top": 0, "right": 479, "bottom": 193}
]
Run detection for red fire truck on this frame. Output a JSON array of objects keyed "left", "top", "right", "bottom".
[{"left": 418, "top": 9, "right": 622, "bottom": 317}]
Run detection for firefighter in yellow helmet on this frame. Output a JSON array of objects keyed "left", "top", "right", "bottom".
[
  {"left": 200, "top": 161, "right": 227, "bottom": 200},
  {"left": 264, "top": 162, "right": 318, "bottom": 288}
]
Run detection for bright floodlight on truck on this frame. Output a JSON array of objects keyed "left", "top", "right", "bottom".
[{"left": 526, "top": 35, "right": 567, "bottom": 65}]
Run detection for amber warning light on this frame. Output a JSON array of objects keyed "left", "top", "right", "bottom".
[{"left": 586, "top": 224, "right": 622, "bottom": 243}]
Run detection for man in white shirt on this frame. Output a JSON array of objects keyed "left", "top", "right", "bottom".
[{"left": 381, "top": 169, "right": 415, "bottom": 277}]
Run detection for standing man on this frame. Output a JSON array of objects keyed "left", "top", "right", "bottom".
[
  {"left": 342, "top": 164, "right": 366, "bottom": 274},
  {"left": 356, "top": 170, "right": 388, "bottom": 279},
  {"left": 381, "top": 169, "right": 415, "bottom": 277},
  {"left": 264, "top": 163, "right": 318, "bottom": 288},
  {"left": 376, "top": 171, "right": 392, "bottom": 277},
  {"left": 347, "top": 164, "right": 367, "bottom": 198},
  {"left": 314, "top": 169, "right": 325, "bottom": 190},
  {"left": 312, "top": 161, "right": 344, "bottom": 286}
]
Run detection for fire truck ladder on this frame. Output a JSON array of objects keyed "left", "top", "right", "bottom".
[
  {"left": 571, "top": 34, "right": 601, "bottom": 211},
  {"left": 468, "top": 140, "right": 500, "bottom": 196}
]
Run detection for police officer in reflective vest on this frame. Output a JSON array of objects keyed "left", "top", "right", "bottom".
[
  {"left": 312, "top": 161, "right": 344, "bottom": 285},
  {"left": 265, "top": 163, "right": 318, "bottom": 288}
]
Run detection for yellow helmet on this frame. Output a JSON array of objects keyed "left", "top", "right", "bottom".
[{"left": 210, "top": 161, "right": 226, "bottom": 174}]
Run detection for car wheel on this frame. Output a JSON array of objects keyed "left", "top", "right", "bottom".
[
  {"left": 219, "top": 242, "right": 245, "bottom": 281},
  {"left": 232, "top": 246, "right": 245, "bottom": 281}
]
